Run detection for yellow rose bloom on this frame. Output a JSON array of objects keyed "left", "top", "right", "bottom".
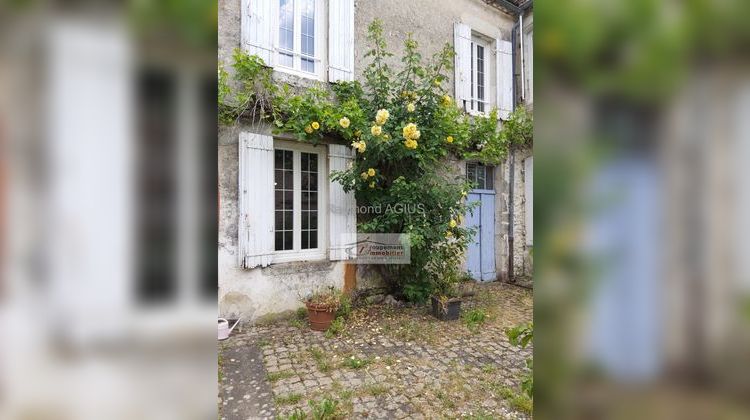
[
  {"left": 369, "top": 181, "right": 375, "bottom": 189},
  {"left": 361, "top": 172, "right": 369, "bottom": 180},
  {"left": 351, "top": 140, "right": 366, "bottom": 153},
  {"left": 367, "top": 168, "right": 376, "bottom": 177},
  {"left": 449, "top": 219, "right": 457, "bottom": 228},
  {"left": 375, "top": 109, "right": 390, "bottom": 125},
  {"left": 383, "top": 134, "right": 390, "bottom": 140},
  {"left": 412, "top": 130, "right": 421, "bottom": 140},
  {"left": 406, "top": 102, "right": 416, "bottom": 113},
  {"left": 339, "top": 117, "right": 350, "bottom": 128},
  {"left": 402, "top": 123, "right": 418, "bottom": 139},
  {"left": 403, "top": 139, "right": 418, "bottom": 150},
  {"left": 311, "top": 121, "right": 320, "bottom": 130},
  {"left": 371, "top": 125, "right": 382, "bottom": 136},
  {"left": 446, "top": 136, "right": 454, "bottom": 143},
  {"left": 442, "top": 95, "right": 452, "bottom": 106},
  {"left": 304, "top": 125, "right": 313, "bottom": 134}
]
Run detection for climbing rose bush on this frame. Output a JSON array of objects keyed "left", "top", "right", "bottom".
[{"left": 217, "top": 19, "right": 529, "bottom": 301}]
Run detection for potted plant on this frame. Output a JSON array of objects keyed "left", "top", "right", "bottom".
[
  {"left": 304, "top": 287, "right": 342, "bottom": 331},
  {"left": 430, "top": 269, "right": 463, "bottom": 320},
  {"left": 426, "top": 236, "right": 470, "bottom": 321}
]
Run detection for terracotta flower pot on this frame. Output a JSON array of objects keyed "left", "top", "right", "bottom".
[{"left": 306, "top": 302, "right": 337, "bottom": 331}]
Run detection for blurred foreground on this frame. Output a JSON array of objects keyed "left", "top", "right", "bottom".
[
  {"left": 535, "top": 0, "right": 750, "bottom": 418},
  {"left": 1, "top": 3, "right": 217, "bottom": 419}
]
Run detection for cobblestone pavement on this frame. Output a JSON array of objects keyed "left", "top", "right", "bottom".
[{"left": 219, "top": 282, "right": 533, "bottom": 419}]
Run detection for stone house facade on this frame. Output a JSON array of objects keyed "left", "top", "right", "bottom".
[{"left": 218, "top": 0, "right": 533, "bottom": 320}]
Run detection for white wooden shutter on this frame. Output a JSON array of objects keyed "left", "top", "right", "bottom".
[
  {"left": 328, "top": 0, "right": 355, "bottom": 82},
  {"left": 239, "top": 132, "right": 275, "bottom": 268},
  {"left": 524, "top": 156, "right": 533, "bottom": 246},
  {"left": 241, "top": 0, "right": 274, "bottom": 65},
  {"left": 454, "top": 23, "right": 472, "bottom": 112},
  {"left": 328, "top": 145, "right": 357, "bottom": 260},
  {"left": 496, "top": 38, "right": 513, "bottom": 119}
]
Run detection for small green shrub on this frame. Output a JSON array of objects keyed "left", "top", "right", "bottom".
[
  {"left": 308, "top": 347, "right": 332, "bottom": 373},
  {"left": 309, "top": 398, "right": 341, "bottom": 420},
  {"left": 463, "top": 308, "right": 488, "bottom": 332},
  {"left": 336, "top": 295, "right": 352, "bottom": 319},
  {"left": 296, "top": 307, "right": 308, "bottom": 319},
  {"left": 325, "top": 317, "right": 345, "bottom": 338}
]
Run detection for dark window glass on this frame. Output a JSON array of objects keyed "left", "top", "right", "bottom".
[
  {"left": 274, "top": 149, "right": 294, "bottom": 250},
  {"left": 301, "top": 152, "right": 318, "bottom": 249}
]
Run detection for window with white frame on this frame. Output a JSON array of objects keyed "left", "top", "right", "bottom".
[
  {"left": 467, "top": 162, "right": 494, "bottom": 190},
  {"left": 272, "top": 141, "right": 327, "bottom": 261},
  {"left": 469, "top": 35, "right": 492, "bottom": 114},
  {"left": 276, "top": 0, "right": 324, "bottom": 78}
]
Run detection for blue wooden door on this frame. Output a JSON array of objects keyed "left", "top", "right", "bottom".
[{"left": 466, "top": 189, "right": 496, "bottom": 282}]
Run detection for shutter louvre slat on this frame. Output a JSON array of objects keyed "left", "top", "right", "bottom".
[
  {"left": 454, "top": 23, "right": 472, "bottom": 111},
  {"left": 496, "top": 38, "right": 513, "bottom": 119},
  {"left": 328, "top": 0, "right": 355, "bottom": 82},
  {"left": 239, "top": 132, "right": 274, "bottom": 268},
  {"left": 328, "top": 145, "right": 356, "bottom": 260}
]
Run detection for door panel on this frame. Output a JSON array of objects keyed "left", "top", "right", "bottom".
[
  {"left": 466, "top": 193, "right": 482, "bottom": 280},
  {"left": 465, "top": 190, "right": 495, "bottom": 282}
]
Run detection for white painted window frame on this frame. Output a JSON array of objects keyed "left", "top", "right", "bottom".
[
  {"left": 272, "top": 139, "right": 328, "bottom": 263},
  {"left": 272, "top": 0, "right": 327, "bottom": 81},
  {"left": 468, "top": 34, "right": 493, "bottom": 116}
]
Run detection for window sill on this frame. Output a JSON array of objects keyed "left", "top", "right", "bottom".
[
  {"left": 273, "top": 65, "right": 324, "bottom": 82},
  {"left": 271, "top": 249, "right": 327, "bottom": 264}
]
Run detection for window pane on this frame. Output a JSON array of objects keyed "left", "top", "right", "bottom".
[
  {"left": 477, "top": 165, "right": 486, "bottom": 189},
  {"left": 300, "top": 0, "right": 315, "bottom": 73},
  {"left": 476, "top": 44, "right": 485, "bottom": 112},
  {"left": 485, "top": 166, "right": 494, "bottom": 190},
  {"left": 467, "top": 163, "right": 477, "bottom": 187},
  {"left": 284, "top": 231, "right": 293, "bottom": 250},
  {"left": 301, "top": 152, "right": 318, "bottom": 249},
  {"left": 274, "top": 149, "right": 294, "bottom": 251}
]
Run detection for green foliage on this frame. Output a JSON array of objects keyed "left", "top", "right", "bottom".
[
  {"left": 267, "top": 370, "right": 296, "bottom": 382},
  {"left": 275, "top": 393, "right": 303, "bottom": 406},
  {"left": 279, "top": 408, "right": 306, "bottom": 420},
  {"left": 463, "top": 308, "right": 488, "bottom": 332},
  {"left": 506, "top": 322, "right": 534, "bottom": 399},
  {"left": 336, "top": 295, "right": 352, "bottom": 319},
  {"left": 342, "top": 356, "right": 372, "bottom": 370},
  {"left": 324, "top": 317, "right": 345, "bottom": 338},
  {"left": 506, "top": 322, "right": 534, "bottom": 348},
  {"left": 308, "top": 398, "right": 341, "bottom": 420},
  {"left": 308, "top": 347, "right": 332, "bottom": 373},
  {"left": 218, "top": 49, "right": 276, "bottom": 125}
]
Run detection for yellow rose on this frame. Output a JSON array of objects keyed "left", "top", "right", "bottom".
[
  {"left": 369, "top": 181, "right": 375, "bottom": 189},
  {"left": 449, "top": 219, "right": 457, "bottom": 228},
  {"left": 412, "top": 130, "right": 421, "bottom": 140},
  {"left": 402, "top": 123, "right": 417, "bottom": 139},
  {"left": 361, "top": 172, "right": 369, "bottom": 180},
  {"left": 371, "top": 125, "right": 382, "bottom": 136},
  {"left": 304, "top": 125, "right": 313, "bottom": 134},
  {"left": 339, "top": 117, "right": 350, "bottom": 128},
  {"left": 357, "top": 141, "right": 367, "bottom": 153},
  {"left": 445, "top": 231, "right": 453, "bottom": 238},
  {"left": 383, "top": 134, "right": 390, "bottom": 140},
  {"left": 446, "top": 136, "right": 454, "bottom": 143},
  {"left": 312, "top": 121, "right": 320, "bottom": 130},
  {"left": 442, "top": 95, "right": 452, "bottom": 106},
  {"left": 406, "top": 102, "right": 416, "bottom": 113},
  {"left": 375, "top": 109, "right": 390, "bottom": 125},
  {"left": 367, "top": 168, "right": 376, "bottom": 177}
]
